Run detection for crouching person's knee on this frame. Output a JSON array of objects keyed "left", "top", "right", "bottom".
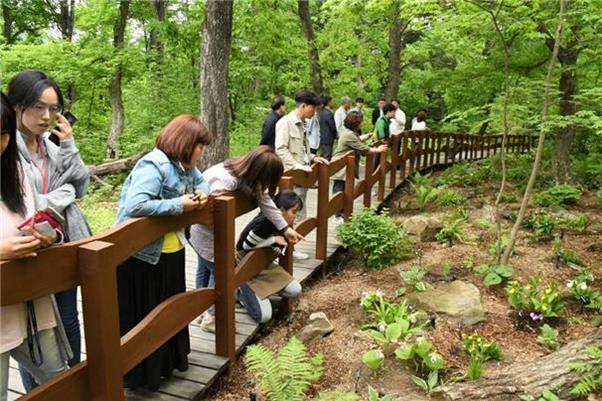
[{"left": 282, "top": 280, "right": 302, "bottom": 298}]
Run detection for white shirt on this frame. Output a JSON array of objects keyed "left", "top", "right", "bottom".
[
  {"left": 412, "top": 120, "right": 427, "bottom": 131},
  {"left": 334, "top": 106, "right": 348, "bottom": 134},
  {"left": 389, "top": 108, "right": 406, "bottom": 135}
]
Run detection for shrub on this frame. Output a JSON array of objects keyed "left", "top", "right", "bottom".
[
  {"left": 559, "top": 213, "right": 590, "bottom": 233},
  {"left": 571, "top": 346, "right": 602, "bottom": 397},
  {"left": 360, "top": 292, "right": 424, "bottom": 334},
  {"left": 475, "top": 263, "right": 514, "bottom": 286},
  {"left": 399, "top": 265, "right": 432, "bottom": 292},
  {"left": 537, "top": 324, "right": 560, "bottom": 350},
  {"left": 524, "top": 211, "right": 556, "bottom": 242},
  {"left": 573, "top": 153, "right": 602, "bottom": 188},
  {"left": 533, "top": 185, "right": 582, "bottom": 207},
  {"left": 414, "top": 185, "right": 441, "bottom": 210},
  {"left": 245, "top": 337, "right": 323, "bottom": 401},
  {"left": 462, "top": 332, "right": 502, "bottom": 380},
  {"left": 437, "top": 189, "right": 465, "bottom": 207},
  {"left": 338, "top": 208, "right": 411, "bottom": 269},
  {"left": 435, "top": 217, "right": 466, "bottom": 246},
  {"left": 411, "top": 171, "right": 432, "bottom": 187},
  {"left": 506, "top": 277, "right": 564, "bottom": 320}
]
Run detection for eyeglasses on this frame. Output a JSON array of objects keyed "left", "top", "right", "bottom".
[{"left": 31, "top": 102, "right": 62, "bottom": 116}]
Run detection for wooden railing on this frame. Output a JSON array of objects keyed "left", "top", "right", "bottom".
[{"left": 0, "top": 131, "right": 533, "bottom": 401}]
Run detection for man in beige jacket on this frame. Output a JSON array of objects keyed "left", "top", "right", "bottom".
[{"left": 275, "top": 90, "right": 329, "bottom": 259}]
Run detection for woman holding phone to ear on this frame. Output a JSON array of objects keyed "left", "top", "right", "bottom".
[
  {"left": 0, "top": 92, "right": 70, "bottom": 401},
  {"left": 8, "top": 70, "right": 91, "bottom": 389}
]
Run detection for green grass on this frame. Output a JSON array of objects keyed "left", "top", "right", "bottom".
[{"left": 78, "top": 184, "right": 121, "bottom": 235}]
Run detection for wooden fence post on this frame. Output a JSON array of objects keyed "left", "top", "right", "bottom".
[
  {"left": 408, "top": 133, "right": 415, "bottom": 176},
  {"left": 378, "top": 146, "right": 386, "bottom": 202},
  {"left": 429, "top": 133, "right": 435, "bottom": 166},
  {"left": 421, "top": 132, "right": 429, "bottom": 169},
  {"left": 446, "top": 134, "right": 452, "bottom": 164},
  {"left": 389, "top": 135, "right": 399, "bottom": 189},
  {"left": 435, "top": 134, "right": 442, "bottom": 165},
  {"left": 400, "top": 133, "right": 408, "bottom": 180},
  {"left": 364, "top": 152, "right": 374, "bottom": 208},
  {"left": 316, "top": 162, "right": 329, "bottom": 260},
  {"left": 278, "top": 177, "right": 295, "bottom": 315},
  {"left": 344, "top": 154, "right": 355, "bottom": 220},
  {"left": 214, "top": 196, "right": 236, "bottom": 364},
  {"left": 79, "top": 240, "right": 124, "bottom": 401}
]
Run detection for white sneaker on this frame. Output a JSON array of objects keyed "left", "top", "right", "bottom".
[
  {"left": 331, "top": 216, "right": 344, "bottom": 225},
  {"left": 199, "top": 312, "right": 215, "bottom": 333},
  {"left": 293, "top": 250, "right": 309, "bottom": 260}
]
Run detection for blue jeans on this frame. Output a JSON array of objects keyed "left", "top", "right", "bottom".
[
  {"left": 196, "top": 256, "right": 215, "bottom": 289},
  {"left": 19, "top": 288, "right": 80, "bottom": 391}
]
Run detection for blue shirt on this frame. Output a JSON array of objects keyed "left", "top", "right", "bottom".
[{"left": 115, "top": 148, "right": 210, "bottom": 264}]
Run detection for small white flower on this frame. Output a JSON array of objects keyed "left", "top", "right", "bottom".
[
  {"left": 375, "top": 289, "right": 384, "bottom": 299},
  {"left": 429, "top": 354, "right": 439, "bottom": 364},
  {"left": 378, "top": 324, "right": 386, "bottom": 333},
  {"left": 567, "top": 280, "right": 574, "bottom": 288},
  {"left": 416, "top": 336, "right": 425, "bottom": 343},
  {"left": 580, "top": 282, "right": 588, "bottom": 290},
  {"left": 377, "top": 350, "right": 385, "bottom": 359}
]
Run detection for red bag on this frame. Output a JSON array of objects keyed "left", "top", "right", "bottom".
[{"left": 17, "top": 207, "right": 65, "bottom": 237}]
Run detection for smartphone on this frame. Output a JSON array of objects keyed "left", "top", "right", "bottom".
[
  {"left": 190, "top": 192, "right": 205, "bottom": 201},
  {"left": 49, "top": 111, "right": 78, "bottom": 145}
]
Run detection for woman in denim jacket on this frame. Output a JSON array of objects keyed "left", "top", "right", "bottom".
[{"left": 115, "top": 115, "right": 210, "bottom": 392}]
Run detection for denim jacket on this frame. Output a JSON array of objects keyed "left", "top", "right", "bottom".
[{"left": 116, "top": 148, "right": 210, "bottom": 265}]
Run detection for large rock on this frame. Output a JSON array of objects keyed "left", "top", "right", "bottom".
[
  {"left": 407, "top": 280, "right": 485, "bottom": 326},
  {"left": 402, "top": 216, "right": 442, "bottom": 242},
  {"left": 297, "top": 312, "right": 334, "bottom": 343}
]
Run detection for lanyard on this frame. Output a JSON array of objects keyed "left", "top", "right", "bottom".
[{"left": 29, "top": 139, "right": 49, "bottom": 194}]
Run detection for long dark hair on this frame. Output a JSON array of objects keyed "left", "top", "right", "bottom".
[
  {"left": 7, "top": 69, "right": 64, "bottom": 114},
  {"left": 1, "top": 92, "right": 26, "bottom": 216},
  {"left": 224, "top": 146, "right": 284, "bottom": 197}
]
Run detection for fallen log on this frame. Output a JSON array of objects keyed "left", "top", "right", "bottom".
[
  {"left": 440, "top": 328, "right": 602, "bottom": 401},
  {"left": 87, "top": 151, "right": 147, "bottom": 176}
]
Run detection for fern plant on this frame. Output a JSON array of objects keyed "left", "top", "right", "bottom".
[
  {"left": 414, "top": 185, "right": 441, "bottom": 210},
  {"left": 435, "top": 217, "right": 466, "bottom": 246},
  {"left": 245, "top": 337, "right": 323, "bottom": 401},
  {"left": 571, "top": 346, "right": 602, "bottom": 397}
]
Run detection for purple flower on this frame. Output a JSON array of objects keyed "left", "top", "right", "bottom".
[{"left": 529, "top": 312, "right": 543, "bottom": 321}]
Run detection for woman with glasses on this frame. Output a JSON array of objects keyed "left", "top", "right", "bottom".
[
  {"left": 7, "top": 70, "right": 91, "bottom": 390},
  {"left": 0, "top": 92, "right": 70, "bottom": 401}
]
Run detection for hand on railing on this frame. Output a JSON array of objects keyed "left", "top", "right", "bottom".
[
  {"left": 371, "top": 144, "right": 388, "bottom": 153},
  {"left": 313, "top": 156, "right": 330, "bottom": 166},
  {"left": 360, "top": 133, "right": 373, "bottom": 142},
  {"left": 182, "top": 192, "right": 208, "bottom": 212},
  {"left": 283, "top": 226, "right": 304, "bottom": 244}
]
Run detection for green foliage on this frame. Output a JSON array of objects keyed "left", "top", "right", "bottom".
[
  {"left": 399, "top": 265, "right": 432, "bottom": 292},
  {"left": 533, "top": 185, "right": 582, "bottom": 207},
  {"left": 367, "top": 386, "right": 393, "bottom": 401},
  {"left": 395, "top": 336, "right": 445, "bottom": 393},
  {"left": 360, "top": 292, "right": 425, "bottom": 336},
  {"left": 506, "top": 277, "right": 564, "bottom": 319},
  {"left": 567, "top": 271, "right": 602, "bottom": 310},
  {"left": 498, "top": 192, "right": 518, "bottom": 203},
  {"left": 570, "top": 346, "right": 602, "bottom": 397},
  {"left": 574, "top": 153, "right": 602, "bottom": 188},
  {"left": 474, "top": 263, "right": 514, "bottom": 286},
  {"left": 338, "top": 208, "right": 410, "bottom": 270},
  {"left": 245, "top": 337, "right": 323, "bottom": 401},
  {"left": 315, "top": 391, "right": 360, "bottom": 401},
  {"left": 537, "top": 324, "right": 560, "bottom": 351},
  {"left": 362, "top": 349, "right": 385, "bottom": 370},
  {"left": 558, "top": 213, "right": 590, "bottom": 233},
  {"left": 488, "top": 235, "right": 514, "bottom": 258},
  {"left": 412, "top": 371, "right": 441, "bottom": 396},
  {"left": 414, "top": 185, "right": 441, "bottom": 210},
  {"left": 411, "top": 172, "right": 432, "bottom": 187},
  {"left": 462, "top": 332, "right": 502, "bottom": 380},
  {"left": 435, "top": 217, "right": 466, "bottom": 246},
  {"left": 552, "top": 236, "right": 583, "bottom": 267},
  {"left": 524, "top": 211, "right": 556, "bottom": 242},
  {"left": 437, "top": 189, "right": 466, "bottom": 207},
  {"left": 77, "top": 183, "right": 122, "bottom": 234},
  {"left": 596, "top": 189, "right": 602, "bottom": 206},
  {"left": 520, "top": 390, "right": 565, "bottom": 401}
]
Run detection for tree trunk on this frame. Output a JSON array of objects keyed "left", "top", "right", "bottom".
[
  {"left": 199, "top": 0, "right": 233, "bottom": 169},
  {"left": 553, "top": 48, "right": 578, "bottom": 184},
  {"left": 88, "top": 151, "right": 148, "bottom": 176},
  {"left": 58, "top": 0, "right": 74, "bottom": 41},
  {"left": 150, "top": 0, "right": 165, "bottom": 65},
  {"left": 106, "top": 0, "right": 130, "bottom": 160},
  {"left": 2, "top": 2, "right": 14, "bottom": 44},
  {"left": 384, "top": 6, "right": 404, "bottom": 102},
  {"left": 440, "top": 328, "right": 602, "bottom": 401},
  {"left": 297, "top": 0, "right": 324, "bottom": 95}
]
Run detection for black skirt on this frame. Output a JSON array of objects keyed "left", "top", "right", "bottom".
[{"left": 117, "top": 250, "right": 190, "bottom": 391}]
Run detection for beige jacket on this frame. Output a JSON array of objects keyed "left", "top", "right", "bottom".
[{"left": 275, "top": 111, "right": 314, "bottom": 171}]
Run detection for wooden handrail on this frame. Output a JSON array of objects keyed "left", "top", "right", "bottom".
[{"left": 4, "top": 131, "right": 534, "bottom": 401}]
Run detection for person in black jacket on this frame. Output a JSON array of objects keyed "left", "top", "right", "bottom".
[
  {"left": 259, "top": 96, "right": 286, "bottom": 148},
  {"left": 371, "top": 97, "right": 386, "bottom": 126},
  {"left": 318, "top": 95, "right": 337, "bottom": 160}
]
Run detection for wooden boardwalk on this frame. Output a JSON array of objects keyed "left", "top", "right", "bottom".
[{"left": 6, "top": 163, "right": 382, "bottom": 401}]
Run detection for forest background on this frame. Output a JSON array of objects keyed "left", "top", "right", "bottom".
[{"left": 1, "top": 0, "right": 601, "bottom": 231}]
